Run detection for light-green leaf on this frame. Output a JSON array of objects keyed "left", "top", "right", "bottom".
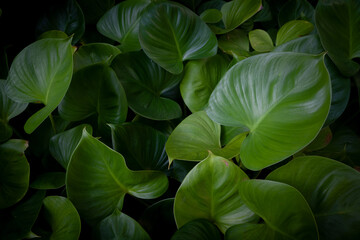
[
  {"left": 174, "top": 154, "right": 258, "bottom": 233},
  {"left": 206, "top": 52, "right": 331, "bottom": 170},
  {"left": 139, "top": 2, "right": 218, "bottom": 74},
  {"left": 276, "top": 20, "right": 314, "bottom": 46},
  {"left": 6, "top": 38, "right": 73, "bottom": 134},
  {"left": 249, "top": 29, "right": 274, "bottom": 52}
]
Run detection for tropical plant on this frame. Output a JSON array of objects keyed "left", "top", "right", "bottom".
[{"left": 1, "top": 0, "right": 360, "bottom": 239}]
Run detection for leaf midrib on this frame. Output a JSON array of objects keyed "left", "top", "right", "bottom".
[{"left": 163, "top": 12, "right": 183, "bottom": 61}]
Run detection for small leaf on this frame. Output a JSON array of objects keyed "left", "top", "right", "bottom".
[
  {"left": 218, "top": 29, "right": 250, "bottom": 59},
  {"left": 139, "top": 1, "right": 217, "bottom": 74},
  {"left": 43, "top": 196, "right": 81, "bottom": 240},
  {"left": 30, "top": 172, "right": 66, "bottom": 190},
  {"left": 172, "top": 219, "right": 222, "bottom": 240},
  {"left": 276, "top": 20, "right": 314, "bottom": 46},
  {"left": 249, "top": 29, "right": 274, "bottom": 52},
  {"left": 174, "top": 154, "right": 258, "bottom": 233}
]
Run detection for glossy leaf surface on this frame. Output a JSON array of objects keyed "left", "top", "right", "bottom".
[
  {"left": 0, "top": 140, "right": 29, "bottom": 209},
  {"left": 174, "top": 154, "right": 257, "bottom": 233},
  {"left": 43, "top": 196, "right": 81, "bottom": 240},
  {"left": 276, "top": 20, "right": 314, "bottom": 46},
  {"left": 111, "top": 51, "right": 181, "bottom": 120},
  {"left": 6, "top": 38, "right": 73, "bottom": 133},
  {"left": 166, "top": 111, "right": 246, "bottom": 164},
  {"left": 66, "top": 129, "right": 168, "bottom": 224},
  {"left": 139, "top": 2, "right": 217, "bottom": 74},
  {"left": 315, "top": 0, "right": 360, "bottom": 76},
  {"left": 268, "top": 156, "right": 360, "bottom": 239},
  {"left": 230, "top": 180, "right": 318, "bottom": 240},
  {"left": 180, "top": 54, "right": 230, "bottom": 112},
  {"left": 97, "top": 0, "right": 151, "bottom": 52},
  {"left": 171, "top": 219, "right": 221, "bottom": 240},
  {"left": 206, "top": 52, "right": 331, "bottom": 170}
]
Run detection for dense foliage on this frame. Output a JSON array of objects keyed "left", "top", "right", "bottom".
[{"left": 1, "top": 0, "right": 360, "bottom": 239}]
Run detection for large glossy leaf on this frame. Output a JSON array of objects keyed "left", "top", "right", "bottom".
[
  {"left": 180, "top": 54, "right": 230, "bottom": 112},
  {"left": 174, "top": 154, "right": 258, "bottom": 233},
  {"left": 110, "top": 123, "right": 168, "bottom": 171},
  {"left": 94, "top": 209, "right": 150, "bottom": 240},
  {"left": 43, "top": 196, "right": 81, "bottom": 240},
  {"left": 206, "top": 52, "right": 331, "bottom": 170},
  {"left": 97, "top": 0, "right": 151, "bottom": 52},
  {"left": 166, "top": 111, "right": 247, "bottom": 165},
  {"left": 0, "top": 139, "right": 29, "bottom": 209},
  {"left": 30, "top": 172, "right": 65, "bottom": 190},
  {"left": 0, "top": 80, "right": 28, "bottom": 142},
  {"left": 59, "top": 64, "right": 127, "bottom": 129},
  {"left": 278, "top": 0, "right": 314, "bottom": 26},
  {"left": 111, "top": 51, "right": 182, "bottom": 120},
  {"left": 36, "top": 0, "right": 85, "bottom": 44},
  {"left": 315, "top": 0, "right": 360, "bottom": 76},
  {"left": 267, "top": 156, "right": 360, "bottom": 239},
  {"left": 0, "top": 191, "right": 45, "bottom": 240},
  {"left": 276, "top": 20, "right": 314, "bottom": 46},
  {"left": 226, "top": 180, "right": 318, "bottom": 240},
  {"left": 73, "top": 43, "right": 121, "bottom": 72},
  {"left": 6, "top": 38, "right": 73, "bottom": 134},
  {"left": 49, "top": 124, "right": 93, "bottom": 169},
  {"left": 171, "top": 219, "right": 222, "bottom": 240},
  {"left": 66, "top": 129, "right": 168, "bottom": 225},
  {"left": 138, "top": 1, "right": 218, "bottom": 74},
  {"left": 273, "top": 34, "right": 323, "bottom": 54}
]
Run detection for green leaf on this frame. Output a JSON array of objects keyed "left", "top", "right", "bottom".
[
  {"left": 73, "top": 43, "right": 121, "bottom": 72},
  {"left": 276, "top": 20, "right": 314, "bottom": 46},
  {"left": 139, "top": 2, "right": 218, "bottom": 74},
  {"left": 218, "top": 29, "right": 250, "bottom": 59},
  {"left": 30, "top": 172, "right": 65, "bottom": 190},
  {"left": 174, "top": 154, "right": 258, "bottom": 233},
  {"left": 59, "top": 64, "right": 127, "bottom": 129},
  {"left": 273, "top": 34, "right": 323, "bottom": 54},
  {"left": 220, "top": 0, "right": 262, "bottom": 32},
  {"left": 38, "top": 30, "right": 69, "bottom": 40},
  {"left": 110, "top": 123, "right": 168, "bottom": 171},
  {"left": 171, "top": 219, "right": 222, "bottom": 240},
  {"left": 315, "top": 0, "right": 360, "bottom": 76},
  {"left": 66, "top": 129, "right": 168, "bottom": 225},
  {"left": 0, "top": 191, "right": 45, "bottom": 240},
  {"left": 96, "top": 0, "right": 151, "bottom": 52},
  {"left": 226, "top": 180, "right": 318, "bottom": 240},
  {"left": 200, "top": 9, "right": 222, "bottom": 23},
  {"left": 303, "top": 126, "right": 332, "bottom": 152},
  {"left": 0, "top": 139, "right": 29, "bottom": 209},
  {"left": 206, "top": 52, "right": 331, "bottom": 170},
  {"left": 49, "top": 124, "right": 93, "bottom": 169},
  {"left": 267, "top": 156, "right": 360, "bottom": 239},
  {"left": 95, "top": 209, "right": 150, "bottom": 240},
  {"left": 6, "top": 37, "right": 73, "bottom": 134},
  {"left": 166, "top": 111, "right": 246, "bottom": 165},
  {"left": 36, "top": 0, "right": 85, "bottom": 44},
  {"left": 249, "top": 29, "right": 274, "bottom": 52},
  {"left": 278, "top": 0, "right": 314, "bottom": 26},
  {"left": 111, "top": 51, "right": 182, "bottom": 120},
  {"left": 43, "top": 196, "right": 81, "bottom": 240},
  {"left": 0, "top": 80, "right": 28, "bottom": 142},
  {"left": 180, "top": 54, "right": 230, "bottom": 112}
]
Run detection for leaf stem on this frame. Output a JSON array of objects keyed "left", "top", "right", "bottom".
[{"left": 49, "top": 113, "right": 56, "bottom": 134}]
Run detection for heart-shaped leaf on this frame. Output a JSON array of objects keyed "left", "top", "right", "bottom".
[
  {"left": 96, "top": 0, "right": 151, "bottom": 52},
  {"left": 249, "top": 29, "right": 274, "bottom": 52},
  {"left": 180, "top": 54, "right": 230, "bottom": 112},
  {"left": 6, "top": 37, "right": 73, "bottom": 134},
  {"left": 94, "top": 209, "right": 150, "bottom": 240},
  {"left": 111, "top": 51, "right": 182, "bottom": 120},
  {"left": 267, "top": 156, "right": 360, "bottom": 239},
  {"left": 43, "top": 196, "right": 81, "bottom": 240},
  {"left": 171, "top": 219, "right": 222, "bottom": 240},
  {"left": 66, "top": 129, "right": 168, "bottom": 225},
  {"left": 174, "top": 154, "right": 258, "bottom": 233},
  {"left": 278, "top": 0, "right": 314, "bottom": 26},
  {"left": 139, "top": 1, "right": 217, "bottom": 74},
  {"left": 110, "top": 123, "right": 168, "bottom": 171},
  {"left": 226, "top": 180, "right": 318, "bottom": 240},
  {"left": 49, "top": 124, "right": 93, "bottom": 169},
  {"left": 0, "top": 139, "right": 29, "bottom": 209},
  {"left": 30, "top": 172, "right": 65, "bottom": 190},
  {"left": 206, "top": 52, "right": 331, "bottom": 170},
  {"left": 166, "top": 111, "right": 247, "bottom": 165},
  {"left": 0, "top": 80, "right": 28, "bottom": 142},
  {"left": 73, "top": 43, "right": 121, "bottom": 72},
  {"left": 276, "top": 20, "right": 314, "bottom": 46},
  {"left": 36, "top": 0, "right": 85, "bottom": 44},
  {"left": 315, "top": 0, "right": 360, "bottom": 76},
  {"left": 59, "top": 64, "right": 127, "bottom": 129}
]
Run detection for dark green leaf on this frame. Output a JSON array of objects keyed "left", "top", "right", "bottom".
[
  {"left": 30, "top": 172, "right": 65, "bottom": 190},
  {"left": 77, "top": 0, "right": 114, "bottom": 24},
  {"left": 303, "top": 126, "right": 332, "bottom": 152},
  {"left": 278, "top": 0, "right": 314, "bottom": 26},
  {"left": 218, "top": 29, "right": 250, "bottom": 59},
  {"left": 172, "top": 219, "right": 222, "bottom": 240},
  {"left": 200, "top": 9, "right": 222, "bottom": 23}
]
